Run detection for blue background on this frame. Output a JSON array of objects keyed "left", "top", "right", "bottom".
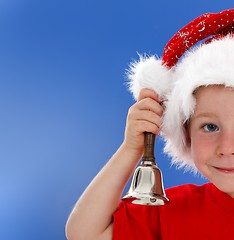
[{"left": 1, "top": 1, "right": 233, "bottom": 239}]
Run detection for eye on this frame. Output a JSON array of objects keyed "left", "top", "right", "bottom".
[{"left": 202, "top": 123, "right": 219, "bottom": 132}]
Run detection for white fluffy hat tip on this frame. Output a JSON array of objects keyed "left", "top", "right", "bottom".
[{"left": 127, "top": 55, "right": 173, "bottom": 100}]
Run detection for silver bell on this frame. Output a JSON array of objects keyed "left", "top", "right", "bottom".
[{"left": 122, "top": 132, "right": 169, "bottom": 206}]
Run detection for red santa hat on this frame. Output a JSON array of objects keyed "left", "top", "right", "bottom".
[{"left": 127, "top": 9, "right": 234, "bottom": 172}]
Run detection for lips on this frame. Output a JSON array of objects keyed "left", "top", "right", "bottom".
[{"left": 214, "top": 167, "right": 234, "bottom": 173}]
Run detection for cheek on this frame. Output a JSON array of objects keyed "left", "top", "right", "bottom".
[
  {"left": 190, "top": 136, "right": 212, "bottom": 172},
  {"left": 187, "top": 122, "right": 214, "bottom": 168},
  {"left": 190, "top": 140, "right": 199, "bottom": 162},
  {"left": 190, "top": 134, "right": 207, "bottom": 163},
  {"left": 190, "top": 142, "right": 206, "bottom": 174}
]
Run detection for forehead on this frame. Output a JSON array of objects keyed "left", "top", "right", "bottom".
[
  {"left": 193, "top": 85, "right": 234, "bottom": 114},
  {"left": 194, "top": 85, "right": 234, "bottom": 99}
]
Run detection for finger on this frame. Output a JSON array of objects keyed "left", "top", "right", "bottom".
[
  {"left": 134, "top": 119, "right": 162, "bottom": 135},
  {"left": 128, "top": 108, "right": 162, "bottom": 130},
  {"left": 135, "top": 110, "right": 162, "bottom": 128},
  {"left": 138, "top": 88, "right": 161, "bottom": 102},
  {"left": 136, "top": 98, "right": 164, "bottom": 117}
]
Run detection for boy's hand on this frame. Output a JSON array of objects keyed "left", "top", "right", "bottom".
[{"left": 123, "top": 88, "right": 164, "bottom": 154}]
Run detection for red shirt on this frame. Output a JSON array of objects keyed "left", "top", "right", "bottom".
[{"left": 113, "top": 183, "right": 234, "bottom": 240}]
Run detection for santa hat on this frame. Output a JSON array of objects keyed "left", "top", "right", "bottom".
[{"left": 127, "top": 9, "right": 234, "bottom": 172}]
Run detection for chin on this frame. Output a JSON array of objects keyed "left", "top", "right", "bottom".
[{"left": 212, "top": 180, "right": 234, "bottom": 198}]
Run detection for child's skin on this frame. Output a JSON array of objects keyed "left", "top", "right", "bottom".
[
  {"left": 66, "top": 85, "right": 234, "bottom": 240},
  {"left": 190, "top": 85, "right": 234, "bottom": 197}
]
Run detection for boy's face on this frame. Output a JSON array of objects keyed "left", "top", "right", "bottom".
[{"left": 189, "top": 85, "right": 234, "bottom": 198}]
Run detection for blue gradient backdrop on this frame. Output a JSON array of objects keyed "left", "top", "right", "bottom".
[{"left": 0, "top": 1, "right": 233, "bottom": 239}]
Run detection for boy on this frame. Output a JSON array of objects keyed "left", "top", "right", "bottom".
[{"left": 66, "top": 9, "right": 234, "bottom": 240}]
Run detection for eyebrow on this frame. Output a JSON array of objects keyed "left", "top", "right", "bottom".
[{"left": 193, "top": 112, "right": 218, "bottom": 119}]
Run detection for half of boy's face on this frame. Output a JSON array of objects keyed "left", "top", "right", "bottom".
[{"left": 189, "top": 85, "right": 234, "bottom": 198}]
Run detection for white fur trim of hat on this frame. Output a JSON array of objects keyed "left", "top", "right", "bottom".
[{"left": 127, "top": 9, "right": 234, "bottom": 172}]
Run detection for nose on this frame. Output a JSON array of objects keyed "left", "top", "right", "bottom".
[{"left": 217, "top": 132, "right": 234, "bottom": 157}]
